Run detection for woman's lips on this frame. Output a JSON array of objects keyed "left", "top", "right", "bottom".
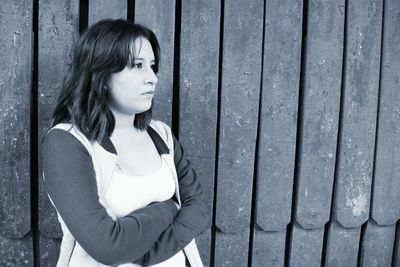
[{"left": 141, "top": 91, "right": 154, "bottom": 95}]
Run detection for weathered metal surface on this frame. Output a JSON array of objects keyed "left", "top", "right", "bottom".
[
  {"left": 294, "top": 0, "right": 344, "bottom": 230},
  {"left": 214, "top": 0, "right": 264, "bottom": 264},
  {"left": 0, "top": 0, "right": 32, "bottom": 239},
  {"left": 0, "top": 0, "right": 398, "bottom": 266},
  {"left": 360, "top": 219, "right": 396, "bottom": 266},
  {"left": 215, "top": 229, "right": 250, "bottom": 267},
  {"left": 252, "top": 227, "right": 286, "bottom": 266},
  {"left": 333, "top": 0, "right": 383, "bottom": 228},
  {"left": 255, "top": 0, "right": 302, "bottom": 232},
  {"left": 134, "top": 0, "right": 175, "bottom": 125},
  {"left": 324, "top": 220, "right": 360, "bottom": 266},
  {"left": 0, "top": 233, "right": 33, "bottom": 266},
  {"left": 88, "top": 0, "right": 127, "bottom": 26},
  {"left": 39, "top": 235, "right": 61, "bottom": 267},
  {"left": 289, "top": 222, "right": 324, "bottom": 267},
  {"left": 370, "top": 0, "right": 400, "bottom": 226},
  {"left": 394, "top": 222, "right": 400, "bottom": 267},
  {"left": 37, "top": 0, "right": 80, "bottom": 240},
  {"left": 195, "top": 229, "right": 211, "bottom": 267},
  {"left": 179, "top": 0, "right": 221, "bottom": 265},
  {"left": 215, "top": 0, "right": 263, "bottom": 234}
]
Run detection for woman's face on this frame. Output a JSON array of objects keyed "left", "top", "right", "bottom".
[{"left": 107, "top": 37, "right": 158, "bottom": 115}]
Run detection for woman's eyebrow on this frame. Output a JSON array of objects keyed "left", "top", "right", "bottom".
[{"left": 133, "top": 58, "right": 155, "bottom": 63}]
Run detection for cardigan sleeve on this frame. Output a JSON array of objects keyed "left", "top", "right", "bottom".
[
  {"left": 42, "top": 129, "right": 179, "bottom": 266},
  {"left": 133, "top": 132, "right": 210, "bottom": 266}
]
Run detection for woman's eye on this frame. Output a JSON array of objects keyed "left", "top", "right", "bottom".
[{"left": 132, "top": 62, "right": 142, "bottom": 69}]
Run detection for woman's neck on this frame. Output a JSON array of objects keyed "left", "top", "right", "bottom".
[{"left": 109, "top": 106, "right": 136, "bottom": 131}]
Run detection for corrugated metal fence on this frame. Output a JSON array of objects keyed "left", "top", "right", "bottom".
[{"left": 0, "top": 0, "right": 399, "bottom": 266}]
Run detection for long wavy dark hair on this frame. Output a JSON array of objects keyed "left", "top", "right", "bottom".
[{"left": 51, "top": 19, "right": 160, "bottom": 141}]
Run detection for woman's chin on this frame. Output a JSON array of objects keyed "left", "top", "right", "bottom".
[{"left": 123, "top": 105, "right": 152, "bottom": 115}]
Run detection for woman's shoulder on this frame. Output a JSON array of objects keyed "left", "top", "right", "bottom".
[
  {"left": 49, "top": 122, "right": 74, "bottom": 132},
  {"left": 44, "top": 123, "right": 92, "bottom": 153},
  {"left": 47, "top": 123, "right": 88, "bottom": 139},
  {"left": 149, "top": 119, "right": 175, "bottom": 149},
  {"left": 45, "top": 123, "right": 80, "bottom": 144},
  {"left": 149, "top": 119, "right": 171, "bottom": 131},
  {"left": 42, "top": 127, "right": 95, "bottom": 169},
  {"left": 149, "top": 119, "right": 173, "bottom": 138}
]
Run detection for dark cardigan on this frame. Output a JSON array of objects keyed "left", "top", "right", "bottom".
[{"left": 43, "top": 124, "right": 208, "bottom": 266}]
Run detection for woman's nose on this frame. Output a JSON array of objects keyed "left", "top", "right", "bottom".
[{"left": 145, "top": 67, "right": 158, "bottom": 85}]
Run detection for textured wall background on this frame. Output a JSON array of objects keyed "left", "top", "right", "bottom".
[{"left": 0, "top": 0, "right": 399, "bottom": 266}]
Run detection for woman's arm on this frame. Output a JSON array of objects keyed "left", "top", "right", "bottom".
[
  {"left": 133, "top": 132, "right": 210, "bottom": 266},
  {"left": 43, "top": 129, "right": 179, "bottom": 266}
]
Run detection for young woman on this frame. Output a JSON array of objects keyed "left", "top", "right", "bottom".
[{"left": 42, "top": 19, "right": 208, "bottom": 267}]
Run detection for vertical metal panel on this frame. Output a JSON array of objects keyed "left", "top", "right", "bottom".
[
  {"left": 0, "top": 0, "right": 32, "bottom": 239},
  {"left": 324, "top": 220, "right": 360, "bottom": 266},
  {"left": 253, "top": 0, "right": 302, "bottom": 264},
  {"left": 134, "top": 1, "right": 175, "bottom": 125},
  {"left": 289, "top": 223, "right": 324, "bottom": 266},
  {"left": 333, "top": 0, "right": 383, "bottom": 228},
  {"left": 215, "top": 230, "right": 250, "bottom": 267},
  {"left": 38, "top": 0, "right": 80, "bottom": 236},
  {"left": 0, "top": 233, "right": 33, "bottom": 266},
  {"left": 179, "top": 0, "right": 220, "bottom": 265},
  {"left": 88, "top": 0, "right": 127, "bottom": 26},
  {"left": 252, "top": 228, "right": 286, "bottom": 267},
  {"left": 39, "top": 237, "right": 61, "bottom": 267},
  {"left": 215, "top": 0, "right": 264, "bottom": 265},
  {"left": 255, "top": 0, "right": 302, "bottom": 232},
  {"left": 394, "top": 222, "right": 400, "bottom": 267},
  {"left": 294, "top": 0, "right": 344, "bottom": 229},
  {"left": 360, "top": 219, "right": 396, "bottom": 266},
  {"left": 37, "top": 0, "right": 80, "bottom": 264},
  {"left": 0, "top": 0, "right": 33, "bottom": 264},
  {"left": 370, "top": 0, "right": 400, "bottom": 226}
]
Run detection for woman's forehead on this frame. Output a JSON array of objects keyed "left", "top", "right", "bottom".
[{"left": 129, "top": 37, "right": 154, "bottom": 60}]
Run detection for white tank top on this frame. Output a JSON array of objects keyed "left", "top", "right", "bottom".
[{"left": 103, "top": 157, "right": 186, "bottom": 267}]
